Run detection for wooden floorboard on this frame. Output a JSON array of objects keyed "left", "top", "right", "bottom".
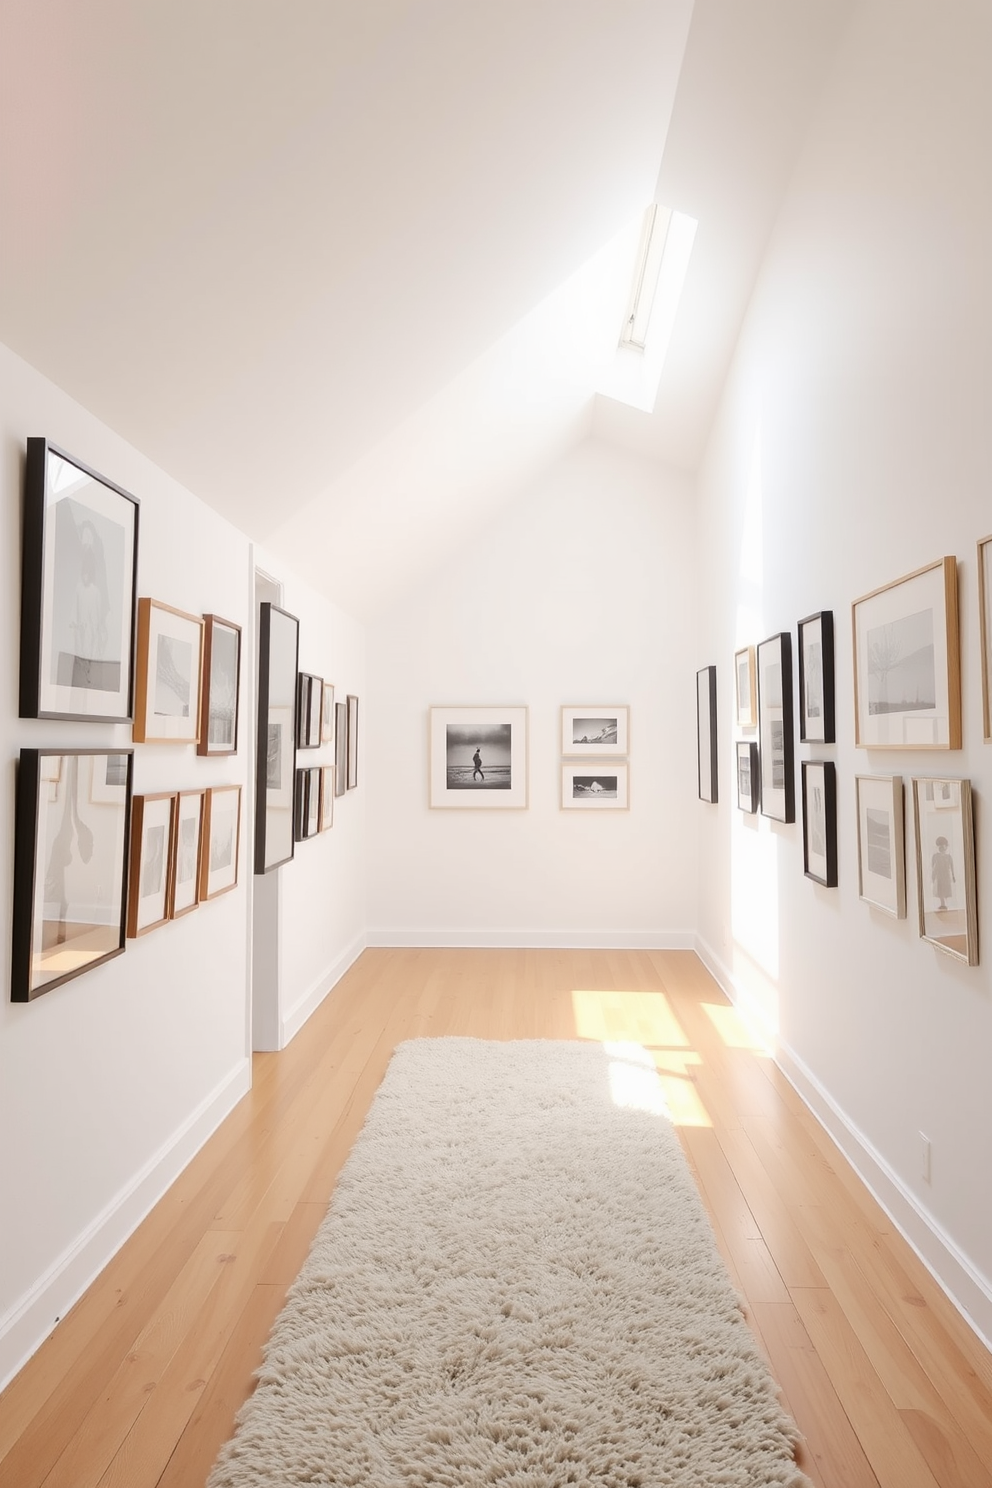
[{"left": 1, "top": 946, "right": 990, "bottom": 1488}]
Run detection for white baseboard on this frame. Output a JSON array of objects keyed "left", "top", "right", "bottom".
[
  {"left": 0, "top": 1058, "right": 251, "bottom": 1393},
  {"left": 281, "top": 930, "right": 368, "bottom": 1046},
  {"left": 366, "top": 929, "right": 696, "bottom": 950},
  {"left": 695, "top": 933, "right": 992, "bottom": 1353}
]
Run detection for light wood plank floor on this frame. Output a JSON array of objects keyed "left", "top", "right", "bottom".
[{"left": 2, "top": 948, "right": 991, "bottom": 1487}]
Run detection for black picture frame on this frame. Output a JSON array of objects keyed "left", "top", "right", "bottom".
[
  {"left": 198, "top": 614, "right": 242, "bottom": 756},
  {"left": 347, "top": 694, "right": 359, "bottom": 790},
  {"left": 696, "top": 666, "right": 718, "bottom": 803},
  {"left": 801, "top": 761, "right": 838, "bottom": 886},
  {"left": 294, "top": 766, "right": 321, "bottom": 841},
  {"left": 798, "top": 610, "right": 835, "bottom": 744},
  {"left": 736, "top": 741, "right": 759, "bottom": 814},
  {"left": 20, "top": 438, "right": 140, "bottom": 722},
  {"left": 296, "top": 672, "right": 323, "bottom": 749},
  {"left": 334, "top": 701, "right": 347, "bottom": 796},
  {"left": 255, "top": 603, "right": 300, "bottom": 874},
  {"left": 12, "top": 748, "right": 134, "bottom": 1002},
  {"left": 757, "top": 631, "right": 795, "bottom": 823}
]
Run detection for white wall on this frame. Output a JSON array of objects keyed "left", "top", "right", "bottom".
[
  {"left": 365, "top": 439, "right": 699, "bottom": 946},
  {"left": 694, "top": 0, "right": 992, "bottom": 1341}
]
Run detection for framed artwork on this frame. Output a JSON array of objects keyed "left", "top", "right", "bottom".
[
  {"left": 696, "top": 666, "right": 718, "bottom": 804},
  {"left": 856, "top": 775, "right": 906, "bottom": 918},
  {"left": 198, "top": 614, "right": 241, "bottom": 756},
  {"left": 321, "top": 681, "right": 335, "bottom": 744},
  {"left": 801, "top": 761, "right": 837, "bottom": 887},
  {"left": 429, "top": 706, "right": 528, "bottom": 808},
  {"left": 560, "top": 706, "right": 629, "bottom": 757},
  {"left": 912, "top": 778, "right": 978, "bottom": 965},
  {"left": 347, "top": 694, "right": 359, "bottom": 789},
  {"left": 201, "top": 785, "right": 241, "bottom": 900},
  {"left": 334, "top": 701, "right": 347, "bottom": 796},
  {"left": 852, "top": 558, "right": 960, "bottom": 749},
  {"left": 297, "top": 672, "right": 323, "bottom": 749},
  {"left": 20, "top": 438, "right": 140, "bottom": 723},
  {"left": 170, "top": 789, "right": 205, "bottom": 918},
  {"left": 978, "top": 536, "right": 992, "bottom": 740},
  {"left": 798, "top": 611, "right": 835, "bottom": 743},
  {"left": 319, "top": 766, "right": 334, "bottom": 830},
  {"left": 254, "top": 603, "right": 299, "bottom": 873},
  {"left": 757, "top": 632, "right": 795, "bottom": 822},
  {"left": 133, "top": 599, "right": 204, "bottom": 744},
  {"left": 127, "top": 792, "right": 177, "bottom": 937},
  {"left": 734, "top": 646, "right": 756, "bottom": 729},
  {"left": 11, "top": 748, "right": 133, "bottom": 1002},
  {"left": 736, "top": 741, "right": 758, "bottom": 813},
  {"left": 561, "top": 762, "right": 629, "bottom": 809},
  {"left": 294, "top": 766, "right": 321, "bottom": 841}
]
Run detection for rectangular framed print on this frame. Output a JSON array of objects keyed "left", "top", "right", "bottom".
[
  {"left": 133, "top": 598, "right": 204, "bottom": 743},
  {"left": 561, "top": 762, "right": 629, "bottom": 809},
  {"left": 127, "top": 792, "right": 177, "bottom": 937},
  {"left": 201, "top": 785, "right": 241, "bottom": 900},
  {"left": 696, "top": 666, "right": 718, "bottom": 803},
  {"left": 321, "top": 681, "right": 335, "bottom": 744},
  {"left": 255, "top": 603, "right": 299, "bottom": 873},
  {"left": 334, "top": 701, "right": 347, "bottom": 796},
  {"left": 798, "top": 611, "right": 835, "bottom": 743},
  {"left": 20, "top": 438, "right": 140, "bottom": 723},
  {"left": 801, "top": 761, "right": 837, "bottom": 887},
  {"left": 429, "top": 706, "right": 528, "bottom": 808},
  {"left": 757, "top": 632, "right": 795, "bottom": 822},
  {"left": 319, "top": 766, "right": 334, "bottom": 830},
  {"left": 294, "top": 766, "right": 321, "bottom": 841},
  {"left": 978, "top": 535, "right": 992, "bottom": 740},
  {"left": 12, "top": 748, "right": 133, "bottom": 1001},
  {"left": 856, "top": 775, "right": 906, "bottom": 918},
  {"left": 170, "top": 788, "right": 205, "bottom": 917},
  {"left": 736, "top": 741, "right": 758, "bottom": 813},
  {"left": 560, "top": 706, "right": 629, "bottom": 757},
  {"left": 734, "top": 646, "right": 756, "bottom": 729},
  {"left": 853, "top": 557, "right": 960, "bottom": 748},
  {"left": 912, "top": 778, "right": 978, "bottom": 964},
  {"left": 198, "top": 614, "right": 241, "bottom": 756},
  {"left": 297, "top": 672, "right": 323, "bottom": 749},
  {"left": 347, "top": 694, "right": 359, "bottom": 789}
]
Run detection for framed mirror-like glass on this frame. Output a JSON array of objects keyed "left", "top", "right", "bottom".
[
  {"left": 198, "top": 614, "right": 242, "bottom": 756},
  {"left": 255, "top": 603, "right": 299, "bottom": 873},
  {"left": 912, "top": 777, "right": 978, "bottom": 965}
]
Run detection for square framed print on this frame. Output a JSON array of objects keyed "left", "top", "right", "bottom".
[
  {"left": 297, "top": 672, "right": 323, "bottom": 749},
  {"left": 170, "top": 788, "right": 205, "bottom": 918},
  {"left": 912, "top": 778, "right": 977, "bottom": 965},
  {"left": 334, "top": 701, "right": 347, "bottom": 795},
  {"left": 255, "top": 603, "right": 299, "bottom": 873},
  {"left": 347, "top": 694, "right": 359, "bottom": 789},
  {"left": 429, "top": 706, "right": 528, "bottom": 808},
  {"left": 734, "top": 646, "right": 756, "bottom": 729},
  {"left": 736, "top": 741, "right": 758, "bottom": 813},
  {"left": 696, "top": 666, "right": 718, "bottom": 803},
  {"left": 798, "top": 611, "right": 835, "bottom": 743},
  {"left": 11, "top": 748, "right": 133, "bottom": 1001},
  {"left": 127, "top": 792, "right": 177, "bottom": 937},
  {"left": 978, "top": 535, "right": 992, "bottom": 740},
  {"left": 853, "top": 557, "right": 960, "bottom": 749},
  {"left": 757, "top": 632, "right": 795, "bottom": 822},
  {"left": 801, "top": 761, "right": 837, "bottom": 887},
  {"left": 198, "top": 614, "right": 241, "bottom": 756},
  {"left": 319, "top": 765, "right": 334, "bottom": 830},
  {"left": 201, "top": 785, "right": 241, "bottom": 900},
  {"left": 321, "top": 681, "right": 335, "bottom": 744},
  {"left": 20, "top": 438, "right": 140, "bottom": 723},
  {"left": 561, "top": 762, "right": 629, "bottom": 809},
  {"left": 856, "top": 775, "right": 906, "bottom": 918},
  {"left": 133, "top": 598, "right": 204, "bottom": 744},
  {"left": 560, "top": 706, "right": 629, "bottom": 757}
]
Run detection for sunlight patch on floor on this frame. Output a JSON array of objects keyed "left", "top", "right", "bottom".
[
  {"left": 600, "top": 1041, "right": 712, "bottom": 1128},
  {"left": 572, "top": 989, "right": 689, "bottom": 1047},
  {"left": 701, "top": 1001, "right": 770, "bottom": 1054}
]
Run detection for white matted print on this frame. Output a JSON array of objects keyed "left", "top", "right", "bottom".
[
  {"left": 912, "top": 777, "right": 978, "bottom": 965},
  {"left": 430, "top": 707, "right": 528, "bottom": 808},
  {"left": 561, "top": 762, "right": 629, "bottom": 810},
  {"left": 734, "top": 647, "right": 756, "bottom": 729},
  {"left": 171, "top": 789, "right": 205, "bottom": 917},
  {"left": 978, "top": 535, "right": 992, "bottom": 740},
  {"left": 133, "top": 598, "right": 204, "bottom": 744},
  {"left": 561, "top": 706, "right": 628, "bottom": 757},
  {"left": 200, "top": 785, "right": 241, "bottom": 900},
  {"left": 855, "top": 775, "right": 906, "bottom": 918}
]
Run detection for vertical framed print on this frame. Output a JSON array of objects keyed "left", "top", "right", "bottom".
[
  {"left": 133, "top": 599, "right": 204, "bottom": 744},
  {"left": 347, "top": 694, "right": 359, "bottom": 789},
  {"left": 736, "top": 741, "right": 758, "bottom": 813},
  {"left": 20, "top": 438, "right": 140, "bottom": 723},
  {"left": 798, "top": 611, "right": 835, "bottom": 743},
  {"left": 912, "top": 778, "right": 978, "bottom": 964},
  {"left": 297, "top": 673, "right": 323, "bottom": 749},
  {"left": 11, "top": 748, "right": 133, "bottom": 1001},
  {"left": 429, "top": 706, "right": 528, "bottom": 808},
  {"left": 255, "top": 603, "right": 299, "bottom": 873},
  {"left": 201, "top": 785, "right": 242, "bottom": 900},
  {"left": 170, "top": 788, "right": 205, "bottom": 918},
  {"left": 198, "top": 614, "right": 241, "bottom": 756},
  {"left": 696, "top": 666, "right": 718, "bottom": 803},
  {"left": 734, "top": 647, "right": 756, "bottom": 729},
  {"left": 319, "top": 766, "right": 334, "bottom": 830},
  {"left": 321, "top": 681, "right": 335, "bottom": 744},
  {"left": 801, "top": 761, "right": 837, "bottom": 886},
  {"left": 127, "top": 792, "right": 177, "bottom": 937},
  {"left": 856, "top": 775, "right": 906, "bottom": 918},
  {"left": 334, "top": 701, "right": 347, "bottom": 796},
  {"left": 757, "top": 631, "right": 795, "bottom": 822},
  {"left": 978, "top": 535, "right": 992, "bottom": 740}
]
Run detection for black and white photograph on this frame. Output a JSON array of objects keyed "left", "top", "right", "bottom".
[
  {"left": 855, "top": 775, "right": 906, "bottom": 918},
  {"left": 334, "top": 701, "right": 347, "bottom": 796},
  {"left": 347, "top": 694, "right": 360, "bottom": 789},
  {"left": 198, "top": 615, "right": 241, "bottom": 756},
  {"left": 127, "top": 793, "right": 176, "bottom": 937},
  {"left": 561, "top": 762, "right": 629, "bottom": 810},
  {"left": 319, "top": 766, "right": 334, "bottom": 831},
  {"left": 798, "top": 611, "right": 835, "bottom": 743},
  {"left": 757, "top": 632, "right": 794, "bottom": 822},
  {"left": 912, "top": 777, "right": 978, "bottom": 965},
  {"left": 801, "top": 761, "right": 837, "bottom": 887},
  {"left": 133, "top": 598, "right": 204, "bottom": 744},
  {"left": 171, "top": 789, "right": 205, "bottom": 917},
  {"left": 430, "top": 706, "right": 528, "bottom": 808},
  {"left": 321, "top": 681, "right": 335, "bottom": 744},
  {"left": 20, "top": 439, "right": 140, "bottom": 723},
  {"left": 12, "top": 749, "right": 133, "bottom": 1001},
  {"left": 696, "top": 665, "right": 718, "bottom": 804},
  {"left": 254, "top": 603, "right": 299, "bottom": 873},
  {"left": 561, "top": 705, "right": 629, "bottom": 757},
  {"left": 202, "top": 785, "right": 241, "bottom": 900},
  {"left": 736, "top": 740, "right": 758, "bottom": 813},
  {"left": 734, "top": 646, "right": 756, "bottom": 729}
]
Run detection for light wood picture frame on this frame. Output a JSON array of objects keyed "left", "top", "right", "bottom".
[
  {"left": 170, "top": 788, "right": 205, "bottom": 918},
  {"left": 133, "top": 598, "right": 204, "bottom": 744},
  {"left": 757, "top": 632, "right": 794, "bottom": 822},
  {"left": 560, "top": 706, "right": 629, "bottom": 757},
  {"left": 856, "top": 775, "right": 906, "bottom": 918},
  {"left": 852, "top": 557, "right": 960, "bottom": 749},
  {"left": 696, "top": 666, "right": 718, "bottom": 803},
  {"left": 561, "top": 762, "right": 629, "bottom": 809},
  {"left": 321, "top": 681, "right": 335, "bottom": 744},
  {"left": 201, "top": 784, "right": 242, "bottom": 900},
  {"left": 429, "top": 706, "right": 528, "bottom": 808},
  {"left": 978, "top": 535, "right": 992, "bottom": 741},
  {"left": 319, "top": 765, "right": 334, "bottom": 830},
  {"left": 798, "top": 611, "right": 835, "bottom": 744},
  {"left": 912, "top": 777, "right": 978, "bottom": 965},
  {"left": 801, "top": 761, "right": 837, "bottom": 887},
  {"left": 734, "top": 646, "right": 756, "bottom": 729},
  {"left": 127, "top": 792, "right": 177, "bottom": 937},
  {"left": 198, "top": 614, "right": 241, "bottom": 756}
]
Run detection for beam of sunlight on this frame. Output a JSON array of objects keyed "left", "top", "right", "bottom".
[
  {"left": 572, "top": 990, "right": 689, "bottom": 1048},
  {"left": 601, "top": 1042, "right": 712, "bottom": 1128},
  {"left": 700, "top": 1001, "right": 770, "bottom": 1054}
]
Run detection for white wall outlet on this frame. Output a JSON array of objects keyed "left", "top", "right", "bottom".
[{"left": 920, "top": 1132, "right": 932, "bottom": 1183}]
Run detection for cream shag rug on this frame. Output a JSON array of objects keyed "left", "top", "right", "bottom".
[{"left": 209, "top": 1038, "right": 812, "bottom": 1487}]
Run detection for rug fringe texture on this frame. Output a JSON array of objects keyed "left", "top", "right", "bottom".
[{"left": 209, "top": 1037, "right": 813, "bottom": 1486}]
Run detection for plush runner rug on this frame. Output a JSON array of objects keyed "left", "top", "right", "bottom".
[{"left": 209, "top": 1038, "right": 812, "bottom": 1487}]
